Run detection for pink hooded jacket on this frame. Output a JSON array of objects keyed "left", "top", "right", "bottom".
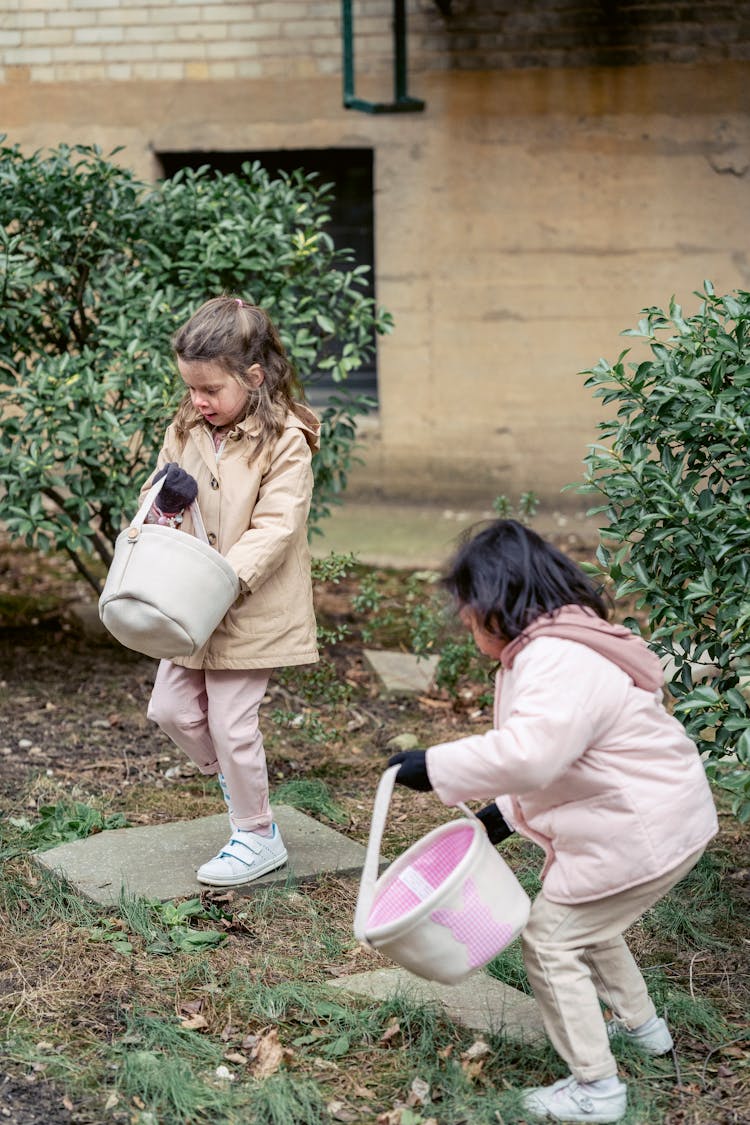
[{"left": 426, "top": 607, "right": 718, "bottom": 904}]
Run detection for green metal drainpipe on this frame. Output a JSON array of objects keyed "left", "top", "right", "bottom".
[{"left": 342, "top": 0, "right": 425, "bottom": 114}]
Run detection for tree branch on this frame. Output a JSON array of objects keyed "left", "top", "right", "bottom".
[
  {"left": 41, "top": 485, "right": 113, "bottom": 568},
  {"left": 62, "top": 543, "right": 103, "bottom": 596}
]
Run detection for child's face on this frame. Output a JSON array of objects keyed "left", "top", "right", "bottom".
[
  {"left": 459, "top": 606, "right": 508, "bottom": 659},
  {"left": 178, "top": 359, "right": 263, "bottom": 428}
]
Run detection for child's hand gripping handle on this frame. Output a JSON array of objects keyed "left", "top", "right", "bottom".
[
  {"left": 132, "top": 476, "right": 211, "bottom": 546},
  {"left": 152, "top": 463, "right": 198, "bottom": 511}
]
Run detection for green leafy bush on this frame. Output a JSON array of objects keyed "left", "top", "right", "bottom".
[
  {"left": 579, "top": 284, "right": 750, "bottom": 819},
  {"left": 0, "top": 139, "right": 392, "bottom": 591}
]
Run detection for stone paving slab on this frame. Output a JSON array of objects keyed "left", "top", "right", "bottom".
[
  {"left": 37, "top": 806, "right": 369, "bottom": 906},
  {"left": 363, "top": 649, "right": 440, "bottom": 695},
  {"left": 329, "top": 966, "right": 545, "bottom": 1043}
]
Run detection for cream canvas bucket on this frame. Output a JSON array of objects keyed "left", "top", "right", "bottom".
[
  {"left": 99, "top": 478, "right": 240, "bottom": 661},
  {"left": 354, "top": 765, "right": 531, "bottom": 985}
]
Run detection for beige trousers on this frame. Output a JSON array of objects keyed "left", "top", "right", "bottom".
[
  {"left": 521, "top": 848, "right": 705, "bottom": 1083},
  {"left": 148, "top": 660, "right": 272, "bottom": 832}
]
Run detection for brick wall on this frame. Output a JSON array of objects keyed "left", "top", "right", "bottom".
[
  {"left": 0, "top": 0, "right": 354, "bottom": 84},
  {"left": 414, "top": 1, "right": 750, "bottom": 70},
  {"left": 3, "top": 1, "right": 750, "bottom": 86}
]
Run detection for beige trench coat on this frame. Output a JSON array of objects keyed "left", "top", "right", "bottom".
[{"left": 139, "top": 405, "right": 320, "bottom": 671}]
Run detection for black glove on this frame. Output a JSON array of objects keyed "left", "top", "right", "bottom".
[
  {"left": 476, "top": 802, "right": 514, "bottom": 845},
  {"left": 387, "top": 750, "right": 432, "bottom": 792},
  {"left": 153, "top": 463, "right": 198, "bottom": 512}
]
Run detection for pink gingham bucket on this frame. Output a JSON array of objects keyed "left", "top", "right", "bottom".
[{"left": 354, "top": 766, "right": 530, "bottom": 985}]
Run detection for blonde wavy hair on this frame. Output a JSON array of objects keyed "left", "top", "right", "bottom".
[{"left": 172, "top": 296, "right": 306, "bottom": 462}]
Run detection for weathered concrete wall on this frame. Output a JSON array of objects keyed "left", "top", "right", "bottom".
[
  {"left": 2, "top": 2, "right": 750, "bottom": 507},
  {"left": 367, "top": 65, "right": 750, "bottom": 503}
]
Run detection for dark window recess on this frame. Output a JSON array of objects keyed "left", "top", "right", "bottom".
[{"left": 157, "top": 149, "right": 377, "bottom": 406}]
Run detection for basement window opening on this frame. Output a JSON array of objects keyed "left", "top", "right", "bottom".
[{"left": 156, "top": 148, "right": 378, "bottom": 409}]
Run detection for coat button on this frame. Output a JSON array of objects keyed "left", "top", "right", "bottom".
[
  {"left": 208, "top": 532, "right": 217, "bottom": 545},
  {"left": 210, "top": 477, "right": 219, "bottom": 489}
]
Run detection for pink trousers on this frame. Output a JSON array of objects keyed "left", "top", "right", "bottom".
[{"left": 147, "top": 661, "right": 272, "bottom": 832}]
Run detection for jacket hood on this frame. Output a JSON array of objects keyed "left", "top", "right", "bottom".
[
  {"left": 214, "top": 403, "right": 320, "bottom": 454},
  {"left": 287, "top": 402, "right": 321, "bottom": 454},
  {"left": 500, "top": 605, "right": 664, "bottom": 692}
]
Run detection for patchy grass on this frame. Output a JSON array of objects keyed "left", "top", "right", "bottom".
[{"left": 1, "top": 544, "right": 749, "bottom": 1124}]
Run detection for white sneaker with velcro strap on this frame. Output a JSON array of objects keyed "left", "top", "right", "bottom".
[
  {"left": 196, "top": 824, "right": 288, "bottom": 887},
  {"left": 522, "top": 1075, "right": 627, "bottom": 1123}
]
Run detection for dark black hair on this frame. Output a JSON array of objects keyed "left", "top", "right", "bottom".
[{"left": 442, "top": 519, "right": 609, "bottom": 640}]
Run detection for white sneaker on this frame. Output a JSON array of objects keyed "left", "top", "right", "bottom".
[
  {"left": 522, "top": 1075, "right": 627, "bottom": 1123},
  {"left": 196, "top": 824, "right": 288, "bottom": 887},
  {"left": 607, "top": 1015, "right": 673, "bottom": 1056}
]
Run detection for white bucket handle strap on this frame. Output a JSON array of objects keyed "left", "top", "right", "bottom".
[
  {"left": 353, "top": 764, "right": 477, "bottom": 945},
  {"left": 129, "top": 475, "right": 210, "bottom": 546}
]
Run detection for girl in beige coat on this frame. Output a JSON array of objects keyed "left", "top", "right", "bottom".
[{"left": 143, "top": 296, "right": 320, "bottom": 887}]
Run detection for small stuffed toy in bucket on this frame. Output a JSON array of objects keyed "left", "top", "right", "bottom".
[{"left": 354, "top": 766, "right": 530, "bottom": 985}]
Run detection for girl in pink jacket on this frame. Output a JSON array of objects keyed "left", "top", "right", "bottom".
[{"left": 389, "top": 519, "right": 718, "bottom": 1124}]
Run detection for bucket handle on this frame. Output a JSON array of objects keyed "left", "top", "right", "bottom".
[
  {"left": 354, "top": 764, "right": 474, "bottom": 945},
  {"left": 129, "top": 475, "right": 211, "bottom": 546}
]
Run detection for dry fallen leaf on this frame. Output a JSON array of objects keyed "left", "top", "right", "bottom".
[
  {"left": 461, "top": 1037, "right": 491, "bottom": 1080},
  {"left": 179, "top": 999, "right": 203, "bottom": 1016},
  {"left": 327, "top": 1100, "right": 358, "bottom": 1122},
  {"left": 379, "top": 1019, "right": 401, "bottom": 1044},
  {"left": 461, "top": 1038, "right": 491, "bottom": 1061},
  {"left": 246, "top": 1026, "right": 293, "bottom": 1078},
  {"left": 310, "top": 1056, "right": 340, "bottom": 1071},
  {"left": 179, "top": 1014, "right": 208, "bottom": 1031},
  {"left": 376, "top": 1112, "right": 402, "bottom": 1125},
  {"left": 406, "top": 1076, "right": 430, "bottom": 1106}
]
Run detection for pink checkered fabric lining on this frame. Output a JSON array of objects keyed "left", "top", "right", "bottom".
[
  {"left": 367, "top": 824, "right": 474, "bottom": 928},
  {"left": 431, "top": 877, "right": 515, "bottom": 967}
]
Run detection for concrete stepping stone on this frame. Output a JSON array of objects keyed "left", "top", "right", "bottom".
[
  {"left": 363, "top": 649, "right": 439, "bottom": 695},
  {"left": 36, "top": 805, "right": 369, "bottom": 906},
  {"left": 329, "top": 966, "right": 545, "bottom": 1043}
]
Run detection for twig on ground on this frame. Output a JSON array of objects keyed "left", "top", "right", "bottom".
[
  {"left": 700, "top": 1034, "right": 750, "bottom": 1087},
  {"left": 688, "top": 951, "right": 709, "bottom": 999}
]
